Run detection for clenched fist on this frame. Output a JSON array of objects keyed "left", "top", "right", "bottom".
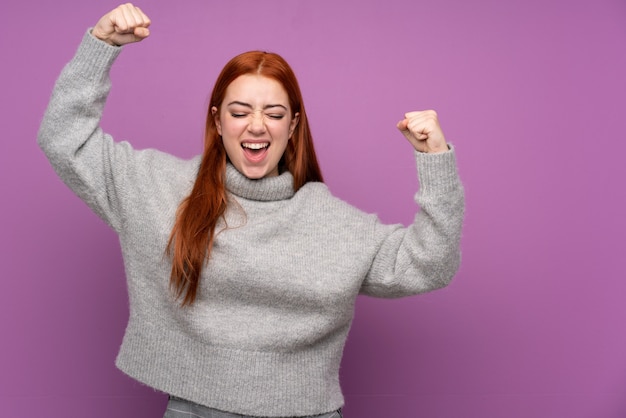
[
  {"left": 92, "top": 3, "right": 151, "bottom": 46},
  {"left": 397, "top": 110, "right": 448, "bottom": 153}
]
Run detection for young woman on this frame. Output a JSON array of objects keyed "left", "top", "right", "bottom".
[{"left": 38, "top": 4, "right": 464, "bottom": 418}]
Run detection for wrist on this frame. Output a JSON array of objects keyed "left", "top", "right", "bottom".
[{"left": 428, "top": 144, "right": 450, "bottom": 153}]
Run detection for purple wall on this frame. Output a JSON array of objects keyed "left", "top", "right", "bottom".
[{"left": 2, "top": 0, "right": 625, "bottom": 417}]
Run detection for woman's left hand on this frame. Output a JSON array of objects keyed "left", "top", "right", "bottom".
[{"left": 397, "top": 110, "right": 448, "bottom": 153}]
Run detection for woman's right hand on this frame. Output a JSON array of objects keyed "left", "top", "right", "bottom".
[{"left": 92, "top": 3, "right": 151, "bottom": 46}]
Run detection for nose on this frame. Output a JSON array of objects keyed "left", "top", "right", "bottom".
[{"left": 247, "top": 111, "right": 267, "bottom": 135}]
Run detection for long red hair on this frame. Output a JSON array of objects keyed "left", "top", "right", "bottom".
[{"left": 167, "top": 51, "right": 323, "bottom": 306}]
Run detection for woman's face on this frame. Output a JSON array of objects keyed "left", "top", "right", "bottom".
[{"left": 213, "top": 74, "right": 299, "bottom": 179}]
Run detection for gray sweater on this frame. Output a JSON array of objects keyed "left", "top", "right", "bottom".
[{"left": 38, "top": 31, "right": 465, "bottom": 417}]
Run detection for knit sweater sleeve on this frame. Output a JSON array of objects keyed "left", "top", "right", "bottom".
[
  {"left": 37, "top": 30, "right": 130, "bottom": 232},
  {"left": 360, "top": 148, "right": 465, "bottom": 297}
]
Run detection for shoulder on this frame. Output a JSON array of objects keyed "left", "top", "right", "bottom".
[
  {"left": 134, "top": 147, "right": 200, "bottom": 175},
  {"left": 121, "top": 144, "right": 201, "bottom": 191},
  {"left": 296, "top": 181, "right": 376, "bottom": 224}
]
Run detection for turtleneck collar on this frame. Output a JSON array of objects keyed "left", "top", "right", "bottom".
[{"left": 225, "top": 164, "right": 295, "bottom": 201}]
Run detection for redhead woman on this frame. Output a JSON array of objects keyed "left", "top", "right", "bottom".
[{"left": 38, "top": 4, "right": 464, "bottom": 418}]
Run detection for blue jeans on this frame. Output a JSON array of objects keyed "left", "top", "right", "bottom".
[{"left": 164, "top": 396, "right": 343, "bottom": 418}]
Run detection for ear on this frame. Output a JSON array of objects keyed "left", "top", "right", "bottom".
[
  {"left": 211, "top": 106, "right": 222, "bottom": 136},
  {"left": 289, "top": 112, "right": 300, "bottom": 138}
]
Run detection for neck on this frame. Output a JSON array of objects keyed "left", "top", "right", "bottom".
[{"left": 225, "top": 163, "right": 295, "bottom": 201}]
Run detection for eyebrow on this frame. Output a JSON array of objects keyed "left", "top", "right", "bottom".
[{"left": 226, "top": 101, "right": 288, "bottom": 111}]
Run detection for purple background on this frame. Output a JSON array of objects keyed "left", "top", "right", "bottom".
[{"left": 1, "top": 0, "right": 625, "bottom": 417}]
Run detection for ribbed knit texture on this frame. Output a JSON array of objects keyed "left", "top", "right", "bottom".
[{"left": 38, "top": 31, "right": 465, "bottom": 417}]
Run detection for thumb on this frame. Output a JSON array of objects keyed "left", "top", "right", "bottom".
[
  {"left": 132, "top": 26, "right": 150, "bottom": 38},
  {"left": 109, "top": 26, "right": 150, "bottom": 46},
  {"left": 396, "top": 118, "right": 413, "bottom": 141}
]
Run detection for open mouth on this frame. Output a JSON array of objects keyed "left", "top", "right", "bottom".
[{"left": 242, "top": 142, "right": 270, "bottom": 160}]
